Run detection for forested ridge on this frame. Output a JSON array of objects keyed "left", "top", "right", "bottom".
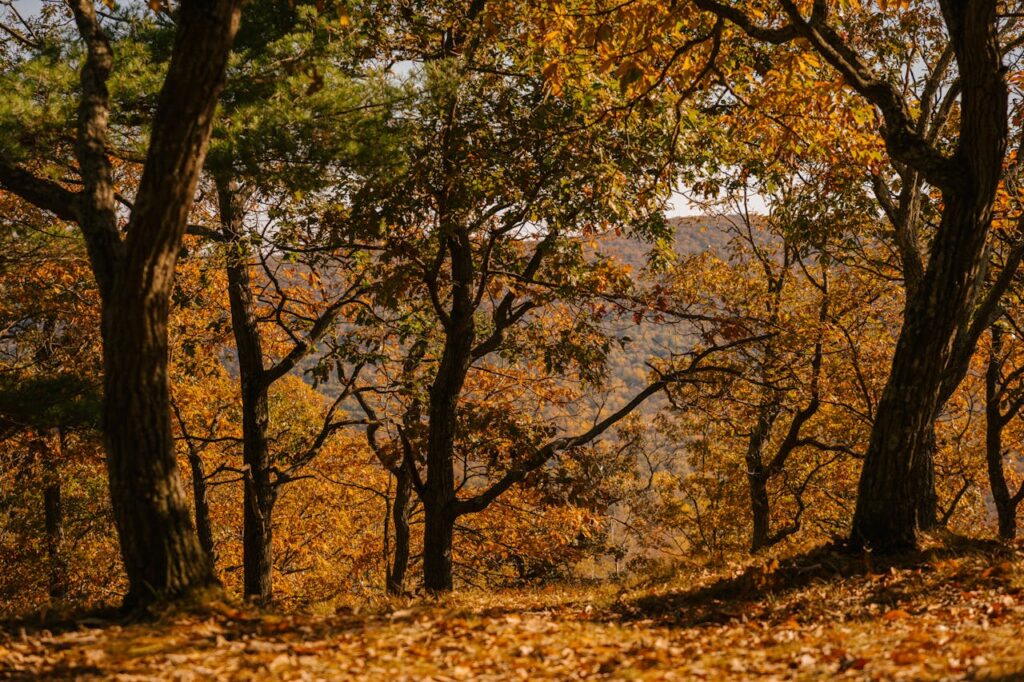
[{"left": 2, "top": 0, "right": 1024, "bottom": 679}]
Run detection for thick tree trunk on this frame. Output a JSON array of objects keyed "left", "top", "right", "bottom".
[
  {"left": 186, "top": 451, "right": 216, "bottom": 563},
  {"left": 850, "top": 195, "right": 999, "bottom": 552},
  {"left": 218, "top": 180, "right": 276, "bottom": 604},
  {"left": 103, "top": 298, "right": 217, "bottom": 607},
  {"left": 87, "top": 0, "right": 242, "bottom": 608},
  {"left": 850, "top": 5, "right": 1007, "bottom": 553},
  {"left": 387, "top": 464, "right": 413, "bottom": 594},
  {"left": 43, "top": 429, "right": 66, "bottom": 601},
  {"left": 0, "top": 0, "right": 241, "bottom": 608}
]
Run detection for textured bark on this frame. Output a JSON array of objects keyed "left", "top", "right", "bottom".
[
  {"left": 915, "top": 426, "right": 938, "bottom": 530},
  {"left": 93, "top": 0, "right": 243, "bottom": 607},
  {"left": 422, "top": 222, "right": 476, "bottom": 591},
  {"left": 422, "top": 310, "right": 474, "bottom": 591},
  {"left": 218, "top": 180, "right": 275, "bottom": 604},
  {"left": 849, "top": 1, "right": 1007, "bottom": 552}
]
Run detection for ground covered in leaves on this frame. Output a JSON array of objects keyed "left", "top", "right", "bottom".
[{"left": 3, "top": 538, "right": 1024, "bottom": 680}]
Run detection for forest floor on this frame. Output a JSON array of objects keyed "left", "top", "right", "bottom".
[{"left": 2, "top": 535, "right": 1024, "bottom": 680}]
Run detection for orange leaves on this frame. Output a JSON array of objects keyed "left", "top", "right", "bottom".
[
  {"left": 5, "top": 546, "right": 1024, "bottom": 680},
  {"left": 882, "top": 608, "right": 912, "bottom": 621}
]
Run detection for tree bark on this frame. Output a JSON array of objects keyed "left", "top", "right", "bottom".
[
  {"left": 43, "top": 429, "right": 66, "bottom": 601},
  {"left": 0, "top": 0, "right": 243, "bottom": 607},
  {"left": 985, "top": 324, "right": 1020, "bottom": 539},
  {"left": 422, "top": 217, "right": 476, "bottom": 592},
  {"left": 851, "top": 197, "right": 1002, "bottom": 551},
  {"left": 849, "top": 1, "right": 1007, "bottom": 552},
  {"left": 101, "top": 0, "right": 242, "bottom": 607},
  {"left": 915, "top": 425, "right": 938, "bottom": 530},
  {"left": 421, "top": 332, "right": 471, "bottom": 591},
  {"left": 746, "top": 403, "right": 779, "bottom": 553},
  {"left": 218, "top": 179, "right": 275, "bottom": 604},
  {"left": 186, "top": 451, "right": 216, "bottom": 563},
  {"left": 387, "top": 463, "right": 413, "bottom": 595}
]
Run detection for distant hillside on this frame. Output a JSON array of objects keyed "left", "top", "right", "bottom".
[
  {"left": 594, "top": 215, "right": 742, "bottom": 407},
  {"left": 596, "top": 215, "right": 739, "bottom": 271}
]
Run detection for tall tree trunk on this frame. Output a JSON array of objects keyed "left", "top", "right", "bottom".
[
  {"left": 87, "top": 0, "right": 242, "bottom": 608},
  {"left": 387, "top": 464, "right": 413, "bottom": 595},
  {"left": 851, "top": 194, "right": 1002, "bottom": 551},
  {"left": 422, "top": 231, "right": 475, "bottom": 592},
  {"left": 218, "top": 180, "right": 275, "bottom": 604},
  {"left": 103, "top": 292, "right": 218, "bottom": 607},
  {"left": 850, "top": 4, "right": 1007, "bottom": 552},
  {"left": 43, "top": 429, "right": 66, "bottom": 601},
  {"left": 0, "top": 0, "right": 242, "bottom": 607}
]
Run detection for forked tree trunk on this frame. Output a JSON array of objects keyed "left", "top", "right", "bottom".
[
  {"left": 850, "top": 5, "right": 1007, "bottom": 552},
  {"left": 97, "top": 0, "right": 242, "bottom": 608},
  {"left": 851, "top": 195, "right": 1006, "bottom": 550},
  {"left": 421, "top": 226, "right": 476, "bottom": 592},
  {"left": 0, "top": 0, "right": 242, "bottom": 607}
]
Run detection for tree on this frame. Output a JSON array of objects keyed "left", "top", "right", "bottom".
[
  {"left": 569, "top": 0, "right": 1021, "bottom": 551},
  {"left": 0, "top": 0, "right": 244, "bottom": 607},
  {"left": 339, "top": 2, "right": 699, "bottom": 590},
  {"left": 186, "top": 1, "right": 403, "bottom": 602}
]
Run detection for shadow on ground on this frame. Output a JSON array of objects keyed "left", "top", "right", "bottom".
[{"left": 613, "top": 533, "right": 1016, "bottom": 628}]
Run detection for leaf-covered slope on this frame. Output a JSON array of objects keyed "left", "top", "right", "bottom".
[{"left": 2, "top": 538, "right": 1021, "bottom": 680}]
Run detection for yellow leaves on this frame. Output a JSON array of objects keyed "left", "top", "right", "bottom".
[
  {"left": 337, "top": 6, "right": 351, "bottom": 27},
  {"left": 542, "top": 60, "right": 563, "bottom": 97}
]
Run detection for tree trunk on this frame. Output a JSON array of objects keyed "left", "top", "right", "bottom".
[
  {"left": 986, "top": 324, "right": 1018, "bottom": 539},
  {"left": 422, "top": 224, "right": 476, "bottom": 592},
  {"left": 218, "top": 180, "right": 276, "bottom": 604},
  {"left": 850, "top": 197, "right": 998, "bottom": 551},
  {"left": 849, "top": 6, "right": 1007, "bottom": 552},
  {"left": 423, "top": 501, "right": 455, "bottom": 591},
  {"left": 746, "top": 403, "right": 778, "bottom": 553},
  {"left": 43, "top": 429, "right": 66, "bottom": 601},
  {"left": 88, "top": 0, "right": 242, "bottom": 608},
  {"left": 387, "top": 464, "right": 413, "bottom": 595},
  {"left": 186, "top": 451, "right": 216, "bottom": 563},
  {"left": 422, "top": 332, "right": 471, "bottom": 591},
  {"left": 915, "top": 424, "right": 938, "bottom": 531}
]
